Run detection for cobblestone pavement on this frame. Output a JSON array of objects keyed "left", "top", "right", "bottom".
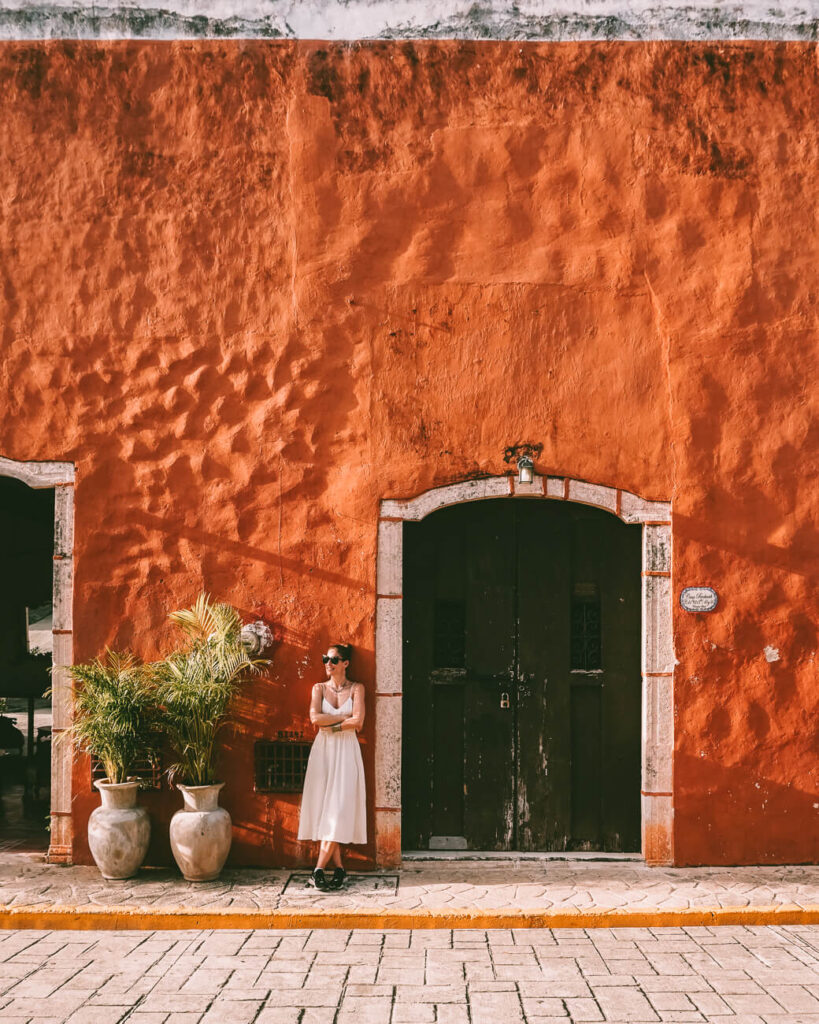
[
  {"left": 7, "top": 925, "right": 819, "bottom": 1022},
  {"left": 5, "top": 854, "right": 819, "bottom": 914}
]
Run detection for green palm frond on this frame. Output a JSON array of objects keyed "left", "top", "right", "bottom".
[
  {"left": 64, "top": 649, "right": 158, "bottom": 785},
  {"left": 157, "top": 592, "right": 269, "bottom": 787}
]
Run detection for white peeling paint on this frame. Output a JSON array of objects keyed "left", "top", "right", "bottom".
[
  {"left": 764, "top": 645, "right": 781, "bottom": 663},
  {"left": 0, "top": 0, "right": 816, "bottom": 40}
]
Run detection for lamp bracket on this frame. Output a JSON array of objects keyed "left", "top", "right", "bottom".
[{"left": 503, "top": 443, "right": 543, "bottom": 464}]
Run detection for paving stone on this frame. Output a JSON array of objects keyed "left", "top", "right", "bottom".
[
  {"left": 594, "top": 985, "right": 660, "bottom": 1020},
  {"left": 138, "top": 994, "right": 213, "bottom": 1012},
  {"left": 394, "top": 984, "right": 466, "bottom": 1003},
  {"left": 336, "top": 996, "right": 393, "bottom": 1024},
  {"left": 467, "top": 993, "right": 523, "bottom": 1024},
  {"left": 722, "top": 992, "right": 787, "bottom": 1014},
  {"left": 61, "top": 1007, "right": 132, "bottom": 1024},
  {"left": 264, "top": 987, "right": 343, "bottom": 1007},
  {"left": 585, "top": 973, "right": 638, "bottom": 986},
  {"left": 344, "top": 984, "right": 394, "bottom": 997},
  {"left": 706, "top": 974, "right": 767, "bottom": 995},
  {"left": 647, "top": 991, "right": 696, "bottom": 1010},
  {"left": 375, "top": 967, "right": 425, "bottom": 985},
  {"left": 435, "top": 1006, "right": 471, "bottom": 1024},
  {"left": 349, "top": 965, "right": 379, "bottom": 983},
  {"left": 687, "top": 990, "right": 733, "bottom": 1015},
  {"left": 639, "top": 975, "right": 719, "bottom": 993},
  {"left": 199, "top": 999, "right": 264, "bottom": 1023},
  {"left": 254, "top": 1010, "right": 302, "bottom": 1024},
  {"left": 391, "top": 1004, "right": 435, "bottom": 1022},
  {"left": 254, "top": 971, "right": 308, "bottom": 988},
  {"left": 87, "top": 992, "right": 144, "bottom": 1006},
  {"left": 655, "top": 1013, "right": 705, "bottom": 1022},
  {"left": 765, "top": 984, "right": 819, "bottom": 1011},
  {"left": 563, "top": 997, "right": 604, "bottom": 1021},
  {"left": 492, "top": 964, "right": 549, "bottom": 980},
  {"left": 520, "top": 996, "right": 567, "bottom": 1015},
  {"left": 518, "top": 979, "right": 592, "bottom": 998}
]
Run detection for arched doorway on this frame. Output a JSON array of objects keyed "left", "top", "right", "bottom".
[
  {"left": 373, "top": 475, "right": 674, "bottom": 865},
  {"left": 402, "top": 498, "right": 642, "bottom": 852},
  {"left": 0, "top": 457, "right": 75, "bottom": 862}
]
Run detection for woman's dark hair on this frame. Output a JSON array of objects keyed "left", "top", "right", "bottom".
[{"left": 329, "top": 642, "right": 352, "bottom": 662}]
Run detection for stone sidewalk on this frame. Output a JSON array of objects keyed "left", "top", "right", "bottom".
[
  {"left": 4, "top": 854, "right": 819, "bottom": 929},
  {"left": 6, "top": 924, "right": 819, "bottom": 1022}
]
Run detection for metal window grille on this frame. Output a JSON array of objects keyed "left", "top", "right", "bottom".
[
  {"left": 570, "top": 584, "right": 602, "bottom": 671},
  {"left": 255, "top": 738, "right": 311, "bottom": 793},
  {"left": 90, "top": 754, "right": 163, "bottom": 790},
  {"left": 433, "top": 598, "right": 466, "bottom": 668}
]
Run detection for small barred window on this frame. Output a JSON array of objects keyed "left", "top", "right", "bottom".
[
  {"left": 570, "top": 583, "right": 602, "bottom": 671},
  {"left": 255, "top": 738, "right": 311, "bottom": 792}
]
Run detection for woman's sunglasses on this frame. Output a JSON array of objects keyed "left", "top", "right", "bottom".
[{"left": 322, "top": 655, "right": 342, "bottom": 665}]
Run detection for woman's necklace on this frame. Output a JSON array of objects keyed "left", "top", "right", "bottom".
[{"left": 328, "top": 680, "right": 349, "bottom": 694}]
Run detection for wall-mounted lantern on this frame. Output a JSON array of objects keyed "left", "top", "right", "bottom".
[
  {"left": 503, "top": 442, "right": 542, "bottom": 483},
  {"left": 241, "top": 620, "right": 275, "bottom": 656},
  {"left": 516, "top": 455, "right": 534, "bottom": 485}
]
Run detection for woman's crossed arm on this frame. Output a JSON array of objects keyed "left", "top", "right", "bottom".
[{"left": 309, "top": 683, "right": 350, "bottom": 727}]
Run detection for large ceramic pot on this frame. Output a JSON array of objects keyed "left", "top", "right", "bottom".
[
  {"left": 88, "top": 780, "right": 151, "bottom": 880},
  {"left": 169, "top": 783, "right": 231, "bottom": 881}
]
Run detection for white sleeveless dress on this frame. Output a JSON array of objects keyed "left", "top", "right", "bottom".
[{"left": 297, "top": 690, "right": 367, "bottom": 844}]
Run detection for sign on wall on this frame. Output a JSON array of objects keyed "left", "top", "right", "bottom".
[{"left": 680, "top": 586, "right": 718, "bottom": 612}]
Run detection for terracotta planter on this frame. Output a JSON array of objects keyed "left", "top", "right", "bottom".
[
  {"left": 88, "top": 780, "right": 150, "bottom": 880},
  {"left": 169, "top": 782, "right": 231, "bottom": 881}
]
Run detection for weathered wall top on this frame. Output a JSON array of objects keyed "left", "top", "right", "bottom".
[{"left": 0, "top": 0, "right": 817, "bottom": 40}]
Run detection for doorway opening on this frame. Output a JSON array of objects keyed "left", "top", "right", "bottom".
[
  {"left": 402, "top": 498, "right": 642, "bottom": 853},
  {"left": 0, "top": 477, "right": 55, "bottom": 851},
  {"left": 374, "top": 475, "right": 673, "bottom": 867}
]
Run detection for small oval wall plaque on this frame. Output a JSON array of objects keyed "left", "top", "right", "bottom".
[{"left": 680, "top": 586, "right": 718, "bottom": 612}]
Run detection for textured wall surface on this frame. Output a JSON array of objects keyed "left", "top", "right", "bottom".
[
  {"left": 0, "top": 39, "right": 817, "bottom": 866},
  {"left": 0, "top": 0, "right": 817, "bottom": 40}
]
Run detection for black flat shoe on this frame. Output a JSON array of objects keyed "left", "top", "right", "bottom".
[
  {"left": 311, "top": 868, "right": 329, "bottom": 891},
  {"left": 329, "top": 867, "right": 346, "bottom": 890}
]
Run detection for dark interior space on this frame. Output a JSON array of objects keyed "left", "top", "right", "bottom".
[{"left": 0, "top": 477, "right": 54, "bottom": 851}]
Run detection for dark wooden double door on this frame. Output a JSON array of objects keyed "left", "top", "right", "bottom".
[{"left": 402, "top": 499, "right": 642, "bottom": 852}]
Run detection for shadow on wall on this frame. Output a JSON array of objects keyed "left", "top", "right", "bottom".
[
  {"left": 674, "top": 755, "right": 819, "bottom": 866},
  {"left": 129, "top": 510, "right": 370, "bottom": 591},
  {"left": 674, "top": 502, "right": 819, "bottom": 581}
]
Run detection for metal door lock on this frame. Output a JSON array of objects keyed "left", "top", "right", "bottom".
[{"left": 500, "top": 692, "right": 510, "bottom": 709}]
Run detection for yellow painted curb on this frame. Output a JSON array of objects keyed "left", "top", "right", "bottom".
[{"left": 1, "top": 903, "right": 819, "bottom": 930}]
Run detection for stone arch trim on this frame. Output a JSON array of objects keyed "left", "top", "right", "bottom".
[
  {"left": 374, "top": 474, "right": 674, "bottom": 867},
  {"left": 0, "top": 457, "right": 75, "bottom": 863}
]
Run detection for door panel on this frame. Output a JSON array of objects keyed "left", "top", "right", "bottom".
[
  {"left": 403, "top": 497, "right": 641, "bottom": 852},
  {"left": 431, "top": 685, "right": 464, "bottom": 837},
  {"left": 462, "top": 502, "right": 516, "bottom": 850},
  {"left": 516, "top": 500, "right": 573, "bottom": 851}
]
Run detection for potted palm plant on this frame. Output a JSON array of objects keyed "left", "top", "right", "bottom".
[
  {"left": 64, "top": 650, "right": 156, "bottom": 879},
  {"left": 157, "top": 593, "right": 267, "bottom": 881}
]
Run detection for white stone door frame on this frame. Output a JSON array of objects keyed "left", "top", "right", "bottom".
[
  {"left": 0, "top": 457, "right": 75, "bottom": 863},
  {"left": 374, "top": 474, "right": 674, "bottom": 866}
]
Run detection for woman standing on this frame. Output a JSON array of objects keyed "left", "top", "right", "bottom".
[{"left": 297, "top": 643, "right": 366, "bottom": 890}]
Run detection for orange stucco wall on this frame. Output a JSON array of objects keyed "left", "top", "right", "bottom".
[{"left": 0, "top": 39, "right": 816, "bottom": 866}]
